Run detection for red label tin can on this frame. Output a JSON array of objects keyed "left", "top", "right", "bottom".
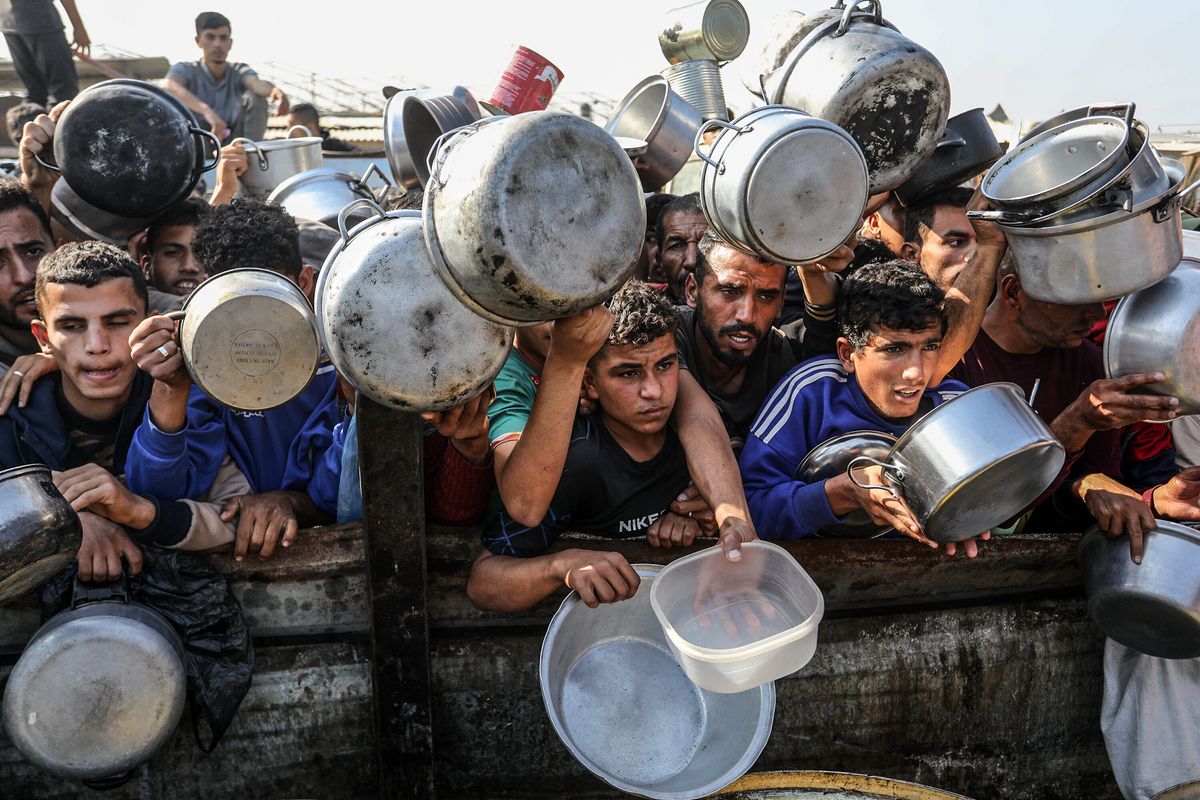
[{"left": 482, "top": 46, "right": 564, "bottom": 116}]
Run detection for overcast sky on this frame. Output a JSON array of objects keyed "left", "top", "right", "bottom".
[{"left": 5, "top": 0, "right": 1195, "bottom": 131}]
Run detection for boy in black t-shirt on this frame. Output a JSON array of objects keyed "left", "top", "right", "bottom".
[{"left": 469, "top": 282, "right": 702, "bottom": 612}]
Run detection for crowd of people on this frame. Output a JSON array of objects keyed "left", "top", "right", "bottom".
[{"left": 1, "top": 8, "right": 1198, "bottom": 799}]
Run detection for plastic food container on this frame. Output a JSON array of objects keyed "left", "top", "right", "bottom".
[{"left": 650, "top": 540, "right": 824, "bottom": 693}]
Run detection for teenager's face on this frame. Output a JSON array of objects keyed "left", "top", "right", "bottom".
[
  {"left": 196, "top": 26, "right": 232, "bottom": 64},
  {"left": 837, "top": 322, "right": 943, "bottom": 420},
  {"left": 904, "top": 204, "right": 977, "bottom": 289},
  {"left": 32, "top": 279, "right": 145, "bottom": 411},
  {"left": 0, "top": 207, "right": 54, "bottom": 332},
  {"left": 687, "top": 247, "right": 785, "bottom": 367},
  {"left": 585, "top": 333, "right": 678, "bottom": 437},
  {"left": 143, "top": 224, "right": 206, "bottom": 297}
]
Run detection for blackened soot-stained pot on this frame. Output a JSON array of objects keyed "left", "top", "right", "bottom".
[
  {"left": 0, "top": 464, "right": 81, "bottom": 604},
  {"left": 45, "top": 79, "right": 220, "bottom": 219}
]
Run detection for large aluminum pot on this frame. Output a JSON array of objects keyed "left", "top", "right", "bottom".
[
  {"left": 795, "top": 431, "right": 895, "bottom": 538},
  {"left": 1104, "top": 232, "right": 1200, "bottom": 415},
  {"left": 266, "top": 164, "right": 391, "bottom": 228},
  {"left": 233, "top": 126, "right": 325, "bottom": 198},
  {"left": 402, "top": 89, "right": 481, "bottom": 187},
  {"left": 606, "top": 75, "right": 704, "bottom": 192},
  {"left": 50, "top": 178, "right": 156, "bottom": 246},
  {"left": 167, "top": 268, "right": 320, "bottom": 411},
  {"left": 659, "top": 0, "right": 751, "bottom": 64},
  {"left": 425, "top": 112, "right": 645, "bottom": 325},
  {"left": 695, "top": 105, "right": 868, "bottom": 265},
  {"left": 2, "top": 577, "right": 186, "bottom": 784},
  {"left": 715, "top": 770, "right": 971, "bottom": 798},
  {"left": 847, "top": 383, "right": 1065, "bottom": 543},
  {"left": 763, "top": 0, "right": 950, "bottom": 193},
  {"left": 540, "top": 563, "right": 774, "bottom": 800},
  {"left": 316, "top": 201, "right": 512, "bottom": 411},
  {"left": 0, "top": 464, "right": 81, "bottom": 604},
  {"left": 1079, "top": 520, "right": 1200, "bottom": 659}
]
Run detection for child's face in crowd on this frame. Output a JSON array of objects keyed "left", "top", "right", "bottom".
[
  {"left": 585, "top": 333, "right": 679, "bottom": 437},
  {"left": 837, "top": 321, "right": 943, "bottom": 420},
  {"left": 144, "top": 224, "right": 206, "bottom": 297}
]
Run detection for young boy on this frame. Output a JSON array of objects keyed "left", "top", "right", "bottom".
[
  {"left": 740, "top": 260, "right": 983, "bottom": 555},
  {"left": 140, "top": 197, "right": 210, "bottom": 313}
]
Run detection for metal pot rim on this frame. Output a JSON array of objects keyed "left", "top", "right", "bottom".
[
  {"left": 1082, "top": 520, "right": 1200, "bottom": 552},
  {"left": 267, "top": 167, "right": 364, "bottom": 202},
  {"left": 888, "top": 382, "right": 1026, "bottom": 455},
  {"left": 0, "top": 463, "right": 52, "bottom": 482},
  {"left": 999, "top": 171, "right": 1184, "bottom": 237},
  {"left": 605, "top": 75, "right": 672, "bottom": 142}
]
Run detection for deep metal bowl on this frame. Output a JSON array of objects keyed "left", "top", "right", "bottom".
[
  {"left": 540, "top": 564, "right": 774, "bottom": 799},
  {"left": 0, "top": 464, "right": 81, "bottom": 603},
  {"left": 606, "top": 76, "right": 704, "bottom": 192},
  {"left": 795, "top": 431, "right": 896, "bottom": 538},
  {"left": 1079, "top": 521, "right": 1200, "bottom": 659}
]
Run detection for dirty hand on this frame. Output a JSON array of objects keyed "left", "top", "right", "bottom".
[
  {"left": 1069, "top": 373, "right": 1178, "bottom": 430},
  {"left": 1076, "top": 473, "right": 1154, "bottom": 564},
  {"left": 70, "top": 26, "right": 91, "bottom": 56},
  {"left": 0, "top": 352, "right": 57, "bottom": 414},
  {"left": 647, "top": 510, "right": 701, "bottom": 549},
  {"left": 18, "top": 102, "right": 68, "bottom": 191},
  {"left": 221, "top": 491, "right": 300, "bottom": 561},
  {"left": 420, "top": 385, "right": 494, "bottom": 466},
  {"left": 129, "top": 315, "right": 189, "bottom": 388},
  {"left": 53, "top": 464, "right": 156, "bottom": 528},
  {"left": 846, "top": 464, "right": 936, "bottom": 548},
  {"left": 555, "top": 549, "right": 640, "bottom": 608},
  {"left": 76, "top": 511, "right": 144, "bottom": 582},
  {"left": 216, "top": 141, "right": 248, "bottom": 182},
  {"left": 717, "top": 515, "right": 756, "bottom": 562},
  {"left": 668, "top": 482, "right": 717, "bottom": 534},
  {"left": 942, "top": 532, "right": 990, "bottom": 559},
  {"left": 549, "top": 305, "right": 615, "bottom": 365}
]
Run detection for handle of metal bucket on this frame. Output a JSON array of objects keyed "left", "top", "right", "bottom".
[
  {"left": 1085, "top": 102, "right": 1135, "bottom": 130},
  {"left": 231, "top": 136, "right": 268, "bottom": 171},
  {"left": 33, "top": 151, "right": 61, "bottom": 172},
  {"left": 835, "top": 0, "right": 884, "bottom": 35},
  {"left": 336, "top": 197, "right": 388, "bottom": 242},
  {"left": 425, "top": 127, "right": 473, "bottom": 189},
  {"left": 286, "top": 124, "right": 315, "bottom": 138},
  {"left": 693, "top": 119, "right": 749, "bottom": 173},
  {"left": 190, "top": 127, "right": 223, "bottom": 171},
  {"left": 768, "top": 16, "right": 841, "bottom": 104},
  {"left": 846, "top": 455, "right": 903, "bottom": 492},
  {"left": 353, "top": 162, "right": 392, "bottom": 203}
]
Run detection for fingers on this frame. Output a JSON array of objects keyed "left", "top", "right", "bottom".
[
  {"left": 234, "top": 512, "right": 253, "bottom": 561},
  {"left": 1111, "top": 372, "right": 1167, "bottom": 389},
  {"left": 49, "top": 100, "right": 70, "bottom": 122},
  {"left": 104, "top": 547, "right": 123, "bottom": 583},
  {"left": 1129, "top": 527, "right": 1146, "bottom": 565},
  {"left": 248, "top": 512, "right": 269, "bottom": 558},
  {"left": 645, "top": 517, "right": 662, "bottom": 548},
  {"left": 614, "top": 558, "right": 640, "bottom": 598},
  {"left": 76, "top": 546, "right": 93, "bottom": 581},
  {"left": 281, "top": 517, "right": 299, "bottom": 549},
  {"left": 122, "top": 538, "right": 145, "bottom": 575},
  {"left": 575, "top": 577, "right": 599, "bottom": 609}
]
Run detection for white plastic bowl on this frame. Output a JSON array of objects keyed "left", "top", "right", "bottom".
[{"left": 650, "top": 541, "right": 824, "bottom": 693}]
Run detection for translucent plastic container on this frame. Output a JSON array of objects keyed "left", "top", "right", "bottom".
[{"left": 650, "top": 540, "right": 824, "bottom": 693}]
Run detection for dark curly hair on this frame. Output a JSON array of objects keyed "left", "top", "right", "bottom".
[
  {"left": 191, "top": 198, "right": 301, "bottom": 279},
  {"left": 146, "top": 197, "right": 211, "bottom": 253},
  {"left": 35, "top": 241, "right": 148, "bottom": 315},
  {"left": 594, "top": 280, "right": 678, "bottom": 362},
  {"left": 838, "top": 259, "right": 946, "bottom": 350}
]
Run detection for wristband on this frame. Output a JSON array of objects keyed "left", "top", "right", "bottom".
[{"left": 1143, "top": 484, "right": 1163, "bottom": 516}]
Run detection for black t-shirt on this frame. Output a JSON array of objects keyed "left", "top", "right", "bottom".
[
  {"left": 0, "top": 0, "right": 63, "bottom": 34},
  {"left": 56, "top": 380, "right": 119, "bottom": 471},
  {"left": 482, "top": 415, "right": 691, "bottom": 557}
]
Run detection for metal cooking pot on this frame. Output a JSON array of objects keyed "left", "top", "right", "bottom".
[
  {"left": 741, "top": 7, "right": 843, "bottom": 99},
  {"left": 0, "top": 464, "right": 81, "bottom": 604},
  {"left": 1153, "top": 781, "right": 1200, "bottom": 800},
  {"left": 316, "top": 200, "right": 512, "bottom": 411},
  {"left": 847, "top": 383, "right": 1065, "bottom": 543},
  {"left": 540, "top": 564, "right": 774, "bottom": 800},
  {"left": 795, "top": 431, "right": 896, "bottom": 538},
  {"left": 659, "top": 0, "right": 751, "bottom": 64},
  {"left": 1020, "top": 101, "right": 1136, "bottom": 145},
  {"left": 763, "top": 0, "right": 950, "bottom": 193},
  {"left": 606, "top": 75, "right": 704, "bottom": 192},
  {"left": 50, "top": 178, "right": 156, "bottom": 246},
  {"left": 41, "top": 79, "right": 219, "bottom": 218},
  {"left": 1079, "top": 521, "right": 1200, "bottom": 659},
  {"left": 382, "top": 87, "right": 479, "bottom": 189},
  {"left": 1104, "top": 232, "right": 1200, "bottom": 415},
  {"left": 893, "top": 108, "right": 1004, "bottom": 207},
  {"left": 166, "top": 268, "right": 320, "bottom": 411},
  {"left": 402, "top": 89, "right": 481, "bottom": 187},
  {"left": 266, "top": 164, "right": 391, "bottom": 228},
  {"left": 425, "top": 111, "right": 645, "bottom": 325},
  {"left": 2, "top": 576, "right": 186, "bottom": 784},
  {"left": 695, "top": 105, "right": 868, "bottom": 265},
  {"left": 233, "top": 126, "right": 325, "bottom": 198}
]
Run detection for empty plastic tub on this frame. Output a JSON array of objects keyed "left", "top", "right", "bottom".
[{"left": 651, "top": 540, "right": 824, "bottom": 693}]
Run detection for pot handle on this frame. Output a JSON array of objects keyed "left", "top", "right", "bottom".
[
  {"left": 835, "top": 0, "right": 884, "bottom": 35},
  {"left": 692, "top": 119, "right": 749, "bottom": 173},
  {"left": 336, "top": 197, "right": 388, "bottom": 241},
  {"left": 33, "top": 152, "right": 61, "bottom": 172},
  {"left": 966, "top": 208, "right": 1036, "bottom": 225},
  {"left": 191, "top": 127, "right": 223, "bottom": 172},
  {"left": 1086, "top": 102, "right": 1135, "bottom": 129},
  {"left": 425, "top": 127, "right": 470, "bottom": 188},
  {"left": 354, "top": 161, "right": 393, "bottom": 203},
  {"left": 286, "top": 124, "right": 315, "bottom": 138},
  {"left": 846, "top": 455, "right": 903, "bottom": 492},
  {"left": 230, "top": 136, "right": 269, "bottom": 171}
]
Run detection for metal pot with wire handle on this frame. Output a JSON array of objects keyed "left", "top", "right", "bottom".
[{"left": 232, "top": 125, "right": 325, "bottom": 198}]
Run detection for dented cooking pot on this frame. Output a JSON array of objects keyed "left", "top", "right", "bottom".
[
  {"left": 0, "top": 465, "right": 81, "bottom": 604},
  {"left": 232, "top": 126, "right": 325, "bottom": 198},
  {"left": 316, "top": 200, "right": 512, "bottom": 411},
  {"left": 424, "top": 111, "right": 645, "bottom": 325},
  {"left": 763, "top": 0, "right": 950, "bottom": 193}
]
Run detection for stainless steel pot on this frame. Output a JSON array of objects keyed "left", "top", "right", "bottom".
[
  {"left": 1079, "top": 521, "right": 1200, "bottom": 659},
  {"left": 695, "top": 105, "right": 868, "bottom": 265},
  {"left": 1104, "top": 232, "right": 1200, "bottom": 415},
  {"left": 848, "top": 383, "right": 1065, "bottom": 543},
  {"left": 540, "top": 563, "right": 774, "bottom": 800},
  {"left": 266, "top": 164, "right": 391, "bottom": 228},
  {"left": 659, "top": 0, "right": 751, "bottom": 64},
  {"left": 0, "top": 464, "right": 81, "bottom": 604},
  {"left": 233, "top": 126, "right": 325, "bottom": 199},
  {"left": 606, "top": 75, "right": 704, "bottom": 192},
  {"left": 402, "top": 90, "right": 481, "bottom": 187},
  {"left": 316, "top": 200, "right": 512, "bottom": 411},
  {"left": 167, "top": 268, "right": 320, "bottom": 411},
  {"left": 763, "top": 0, "right": 950, "bottom": 193},
  {"left": 50, "top": 178, "right": 156, "bottom": 246},
  {"left": 795, "top": 431, "right": 896, "bottom": 538},
  {"left": 382, "top": 87, "right": 479, "bottom": 189},
  {"left": 2, "top": 577, "right": 186, "bottom": 783},
  {"left": 425, "top": 112, "right": 645, "bottom": 325}
]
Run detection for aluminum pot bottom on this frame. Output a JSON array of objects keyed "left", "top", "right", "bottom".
[{"left": 1090, "top": 589, "right": 1200, "bottom": 659}]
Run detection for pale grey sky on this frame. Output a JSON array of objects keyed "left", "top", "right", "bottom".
[{"left": 5, "top": 0, "right": 1195, "bottom": 131}]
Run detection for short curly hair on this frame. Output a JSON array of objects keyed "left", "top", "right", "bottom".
[
  {"left": 35, "top": 241, "right": 148, "bottom": 315},
  {"left": 838, "top": 259, "right": 946, "bottom": 350},
  {"left": 191, "top": 198, "right": 301, "bottom": 278},
  {"left": 594, "top": 280, "right": 678, "bottom": 362}
]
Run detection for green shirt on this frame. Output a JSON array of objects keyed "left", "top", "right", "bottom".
[{"left": 488, "top": 349, "right": 540, "bottom": 448}]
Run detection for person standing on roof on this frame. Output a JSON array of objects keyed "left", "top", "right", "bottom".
[{"left": 0, "top": 0, "right": 88, "bottom": 107}]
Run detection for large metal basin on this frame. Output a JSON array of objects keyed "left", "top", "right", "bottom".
[{"left": 540, "top": 563, "right": 774, "bottom": 799}]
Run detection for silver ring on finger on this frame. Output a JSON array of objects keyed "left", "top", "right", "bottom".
[
  {"left": 11, "top": 369, "right": 24, "bottom": 378},
  {"left": 687, "top": 510, "right": 693, "bottom": 518},
  {"left": 157, "top": 343, "right": 172, "bottom": 360}
]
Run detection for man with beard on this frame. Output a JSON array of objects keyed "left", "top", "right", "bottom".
[
  {"left": 655, "top": 193, "right": 706, "bottom": 303},
  {"left": 0, "top": 177, "right": 55, "bottom": 369}
]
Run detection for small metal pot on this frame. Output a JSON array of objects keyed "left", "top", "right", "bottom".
[
  {"left": 1079, "top": 521, "right": 1200, "bottom": 659},
  {"left": 659, "top": 0, "right": 751, "bottom": 64},
  {"left": 316, "top": 200, "right": 512, "bottom": 411},
  {"left": 266, "top": 164, "right": 391, "bottom": 228},
  {"left": 167, "top": 268, "right": 320, "bottom": 411},
  {"left": 1104, "top": 232, "right": 1200, "bottom": 415},
  {"left": 0, "top": 464, "right": 81, "bottom": 604},
  {"left": 382, "top": 87, "right": 478, "bottom": 189},
  {"left": 402, "top": 90, "right": 481, "bottom": 187},
  {"left": 763, "top": 0, "right": 950, "bottom": 193},
  {"left": 606, "top": 75, "right": 704, "bottom": 192},
  {"left": 696, "top": 105, "right": 868, "bottom": 265},
  {"left": 795, "top": 431, "right": 896, "bottom": 538},
  {"left": 847, "top": 383, "right": 1065, "bottom": 543},
  {"left": 425, "top": 112, "right": 644, "bottom": 325},
  {"left": 233, "top": 126, "right": 325, "bottom": 198},
  {"left": 893, "top": 108, "right": 1004, "bottom": 207}
]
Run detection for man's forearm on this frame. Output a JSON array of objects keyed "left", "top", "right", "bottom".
[
  {"left": 162, "top": 79, "right": 210, "bottom": 117},
  {"left": 934, "top": 242, "right": 1004, "bottom": 384},
  {"left": 1049, "top": 404, "right": 1095, "bottom": 455},
  {"left": 674, "top": 371, "right": 752, "bottom": 526},
  {"left": 246, "top": 77, "right": 276, "bottom": 99},
  {"left": 59, "top": 0, "right": 85, "bottom": 31},
  {"left": 148, "top": 381, "right": 190, "bottom": 433},
  {"left": 466, "top": 551, "right": 562, "bottom": 613}
]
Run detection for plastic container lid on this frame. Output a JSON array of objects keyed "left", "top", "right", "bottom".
[{"left": 650, "top": 540, "right": 824, "bottom": 693}]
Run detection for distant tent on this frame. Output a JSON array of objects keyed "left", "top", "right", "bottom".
[{"left": 988, "top": 104, "right": 1010, "bottom": 124}]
